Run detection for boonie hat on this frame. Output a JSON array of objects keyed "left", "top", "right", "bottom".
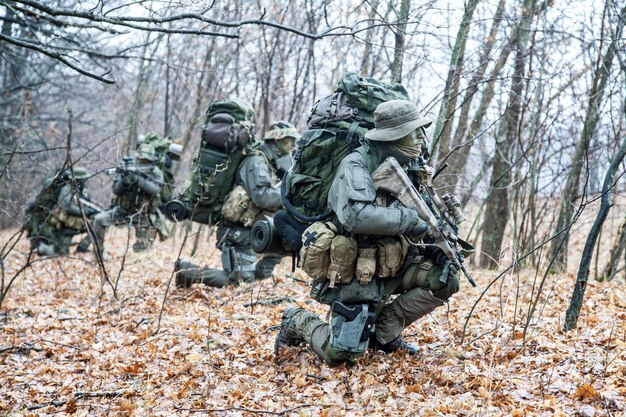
[
  {"left": 365, "top": 100, "right": 432, "bottom": 142},
  {"left": 265, "top": 121, "right": 301, "bottom": 141}
]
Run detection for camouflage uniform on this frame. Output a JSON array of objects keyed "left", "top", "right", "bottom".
[
  {"left": 87, "top": 145, "right": 169, "bottom": 256},
  {"left": 26, "top": 167, "right": 96, "bottom": 256},
  {"left": 276, "top": 101, "right": 461, "bottom": 365},
  {"left": 176, "top": 121, "right": 300, "bottom": 288}
]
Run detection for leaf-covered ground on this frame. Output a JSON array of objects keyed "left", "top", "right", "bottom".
[{"left": 1, "top": 226, "right": 625, "bottom": 417}]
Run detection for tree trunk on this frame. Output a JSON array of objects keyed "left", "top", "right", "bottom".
[
  {"left": 442, "top": 0, "right": 506, "bottom": 190},
  {"left": 390, "top": 0, "right": 410, "bottom": 83},
  {"left": 549, "top": 4, "right": 626, "bottom": 272},
  {"left": 600, "top": 214, "right": 626, "bottom": 282},
  {"left": 479, "top": 0, "right": 536, "bottom": 269},
  {"left": 164, "top": 33, "right": 171, "bottom": 138},
  {"left": 360, "top": 0, "right": 379, "bottom": 76},
  {"left": 430, "top": 0, "right": 479, "bottom": 162},
  {"left": 564, "top": 119, "right": 626, "bottom": 330},
  {"left": 125, "top": 34, "right": 157, "bottom": 152}
]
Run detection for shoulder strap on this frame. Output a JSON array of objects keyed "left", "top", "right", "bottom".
[{"left": 355, "top": 144, "right": 379, "bottom": 174}]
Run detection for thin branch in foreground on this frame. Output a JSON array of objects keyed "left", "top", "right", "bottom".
[{"left": 174, "top": 404, "right": 320, "bottom": 415}]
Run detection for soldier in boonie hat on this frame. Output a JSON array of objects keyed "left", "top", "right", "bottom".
[{"left": 364, "top": 100, "right": 432, "bottom": 165}]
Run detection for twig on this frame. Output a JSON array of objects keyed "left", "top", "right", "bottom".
[
  {"left": 244, "top": 296, "right": 295, "bottom": 307},
  {"left": 27, "top": 400, "right": 67, "bottom": 411},
  {"left": 174, "top": 404, "right": 319, "bottom": 415},
  {"left": 74, "top": 390, "right": 131, "bottom": 399},
  {"left": 0, "top": 343, "right": 43, "bottom": 354}
]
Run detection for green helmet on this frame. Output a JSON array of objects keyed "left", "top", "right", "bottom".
[
  {"left": 265, "top": 121, "right": 301, "bottom": 141},
  {"left": 135, "top": 143, "right": 157, "bottom": 161},
  {"left": 63, "top": 166, "right": 90, "bottom": 181}
]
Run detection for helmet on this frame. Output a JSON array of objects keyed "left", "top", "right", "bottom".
[
  {"left": 63, "top": 166, "right": 90, "bottom": 181},
  {"left": 135, "top": 143, "right": 157, "bottom": 161},
  {"left": 265, "top": 121, "right": 301, "bottom": 141}
]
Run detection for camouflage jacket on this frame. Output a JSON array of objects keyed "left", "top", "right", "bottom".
[
  {"left": 327, "top": 146, "right": 421, "bottom": 236},
  {"left": 112, "top": 163, "right": 164, "bottom": 214},
  {"left": 235, "top": 148, "right": 282, "bottom": 211}
]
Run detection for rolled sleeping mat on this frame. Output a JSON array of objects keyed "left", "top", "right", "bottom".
[{"left": 251, "top": 219, "right": 289, "bottom": 256}]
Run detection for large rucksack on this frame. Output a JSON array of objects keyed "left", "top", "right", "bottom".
[
  {"left": 180, "top": 98, "right": 256, "bottom": 225},
  {"left": 282, "top": 72, "right": 410, "bottom": 224}
]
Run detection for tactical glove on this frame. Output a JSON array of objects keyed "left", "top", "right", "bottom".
[
  {"left": 84, "top": 207, "right": 98, "bottom": 217},
  {"left": 432, "top": 261, "right": 460, "bottom": 301},
  {"left": 409, "top": 222, "right": 429, "bottom": 240},
  {"left": 122, "top": 171, "right": 138, "bottom": 186}
]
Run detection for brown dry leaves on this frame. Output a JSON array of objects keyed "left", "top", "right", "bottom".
[{"left": 1, "top": 227, "right": 625, "bottom": 416}]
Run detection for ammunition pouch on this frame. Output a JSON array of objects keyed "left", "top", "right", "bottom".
[
  {"left": 375, "top": 236, "right": 407, "bottom": 278},
  {"left": 329, "top": 301, "right": 375, "bottom": 353},
  {"left": 300, "top": 221, "right": 337, "bottom": 281},
  {"left": 327, "top": 235, "right": 358, "bottom": 287},
  {"left": 355, "top": 247, "right": 376, "bottom": 285}
]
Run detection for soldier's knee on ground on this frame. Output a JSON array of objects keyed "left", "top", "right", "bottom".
[{"left": 254, "top": 256, "right": 282, "bottom": 280}]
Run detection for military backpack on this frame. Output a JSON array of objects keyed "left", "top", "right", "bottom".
[
  {"left": 282, "top": 72, "right": 410, "bottom": 223},
  {"left": 181, "top": 98, "right": 256, "bottom": 225}
]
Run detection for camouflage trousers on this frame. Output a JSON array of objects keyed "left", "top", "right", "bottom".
[
  {"left": 284, "top": 272, "right": 446, "bottom": 365},
  {"left": 82, "top": 206, "right": 168, "bottom": 254},
  {"left": 29, "top": 223, "right": 82, "bottom": 256},
  {"left": 175, "top": 223, "right": 282, "bottom": 287}
]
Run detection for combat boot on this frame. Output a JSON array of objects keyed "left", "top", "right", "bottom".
[
  {"left": 174, "top": 259, "right": 196, "bottom": 288},
  {"left": 76, "top": 237, "right": 91, "bottom": 253},
  {"left": 133, "top": 226, "right": 150, "bottom": 252},
  {"left": 274, "top": 307, "right": 305, "bottom": 356},
  {"left": 370, "top": 335, "right": 419, "bottom": 356}
]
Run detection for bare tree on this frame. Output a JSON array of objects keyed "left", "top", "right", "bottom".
[
  {"left": 479, "top": 0, "right": 537, "bottom": 269},
  {"left": 564, "top": 108, "right": 626, "bottom": 330},
  {"left": 548, "top": 3, "right": 626, "bottom": 272}
]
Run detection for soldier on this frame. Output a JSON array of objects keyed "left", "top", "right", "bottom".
[
  {"left": 26, "top": 167, "right": 98, "bottom": 256},
  {"left": 137, "top": 133, "right": 180, "bottom": 204},
  {"left": 275, "top": 100, "right": 463, "bottom": 364},
  {"left": 174, "top": 121, "right": 300, "bottom": 288},
  {"left": 82, "top": 144, "right": 169, "bottom": 257}
]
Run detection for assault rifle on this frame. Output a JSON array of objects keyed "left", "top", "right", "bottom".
[
  {"left": 371, "top": 157, "right": 477, "bottom": 287},
  {"left": 105, "top": 156, "right": 154, "bottom": 179}
]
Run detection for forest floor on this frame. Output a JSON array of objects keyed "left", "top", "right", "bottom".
[{"left": 1, "top": 225, "right": 625, "bottom": 417}]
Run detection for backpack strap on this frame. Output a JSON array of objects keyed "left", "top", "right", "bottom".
[
  {"left": 355, "top": 144, "right": 379, "bottom": 174},
  {"left": 346, "top": 120, "right": 361, "bottom": 143},
  {"left": 367, "top": 86, "right": 374, "bottom": 112}
]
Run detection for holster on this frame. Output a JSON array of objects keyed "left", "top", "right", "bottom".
[{"left": 329, "top": 301, "right": 375, "bottom": 353}]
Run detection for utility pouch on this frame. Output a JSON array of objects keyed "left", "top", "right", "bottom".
[
  {"left": 329, "top": 301, "right": 373, "bottom": 353},
  {"left": 376, "top": 237, "right": 404, "bottom": 278},
  {"left": 221, "top": 185, "right": 254, "bottom": 224},
  {"left": 51, "top": 207, "right": 85, "bottom": 230},
  {"left": 355, "top": 247, "right": 377, "bottom": 285},
  {"left": 300, "top": 221, "right": 337, "bottom": 281},
  {"left": 327, "top": 235, "right": 358, "bottom": 288}
]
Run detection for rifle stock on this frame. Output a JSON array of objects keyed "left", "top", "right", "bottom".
[{"left": 371, "top": 157, "right": 477, "bottom": 287}]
